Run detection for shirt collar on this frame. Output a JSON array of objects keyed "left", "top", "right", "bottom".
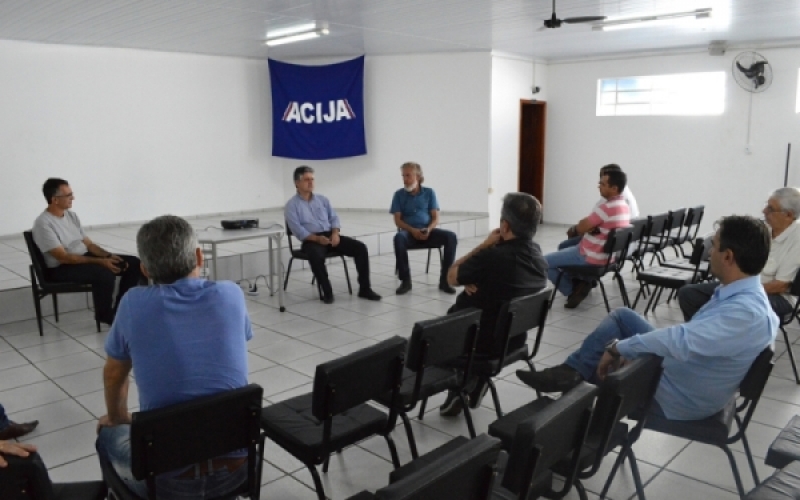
[
  {"left": 773, "top": 220, "right": 800, "bottom": 244},
  {"left": 713, "top": 275, "right": 762, "bottom": 301},
  {"left": 607, "top": 195, "right": 625, "bottom": 202}
]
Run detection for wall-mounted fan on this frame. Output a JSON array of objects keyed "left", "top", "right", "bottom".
[
  {"left": 542, "top": 0, "right": 605, "bottom": 29},
  {"left": 732, "top": 51, "right": 773, "bottom": 93}
]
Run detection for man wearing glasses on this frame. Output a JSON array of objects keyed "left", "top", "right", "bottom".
[
  {"left": 391, "top": 162, "right": 457, "bottom": 295},
  {"left": 678, "top": 187, "right": 800, "bottom": 320},
  {"left": 32, "top": 178, "right": 143, "bottom": 325}
]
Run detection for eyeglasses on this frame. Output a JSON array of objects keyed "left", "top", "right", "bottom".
[
  {"left": 54, "top": 192, "right": 74, "bottom": 198},
  {"left": 764, "top": 205, "right": 785, "bottom": 214}
]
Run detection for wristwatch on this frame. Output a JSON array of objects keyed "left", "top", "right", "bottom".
[{"left": 604, "top": 339, "right": 621, "bottom": 358}]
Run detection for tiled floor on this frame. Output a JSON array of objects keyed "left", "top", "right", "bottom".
[{"left": 1, "top": 223, "right": 799, "bottom": 499}]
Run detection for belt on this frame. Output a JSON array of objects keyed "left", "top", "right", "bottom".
[{"left": 175, "top": 457, "right": 247, "bottom": 479}]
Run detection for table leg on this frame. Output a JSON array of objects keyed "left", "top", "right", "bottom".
[
  {"left": 276, "top": 234, "right": 286, "bottom": 312},
  {"left": 211, "top": 243, "right": 218, "bottom": 281}
]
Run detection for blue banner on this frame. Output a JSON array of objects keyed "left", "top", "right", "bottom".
[{"left": 269, "top": 56, "right": 366, "bottom": 160}]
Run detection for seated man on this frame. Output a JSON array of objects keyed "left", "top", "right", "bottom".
[
  {"left": 96, "top": 215, "right": 252, "bottom": 498},
  {"left": 0, "top": 440, "right": 36, "bottom": 468},
  {"left": 545, "top": 169, "right": 631, "bottom": 308},
  {"left": 679, "top": 187, "right": 800, "bottom": 321},
  {"left": 518, "top": 215, "right": 778, "bottom": 422},
  {"left": 285, "top": 165, "right": 381, "bottom": 304},
  {"left": 0, "top": 403, "right": 37, "bottom": 441},
  {"left": 32, "top": 178, "right": 144, "bottom": 325},
  {"left": 391, "top": 162, "right": 457, "bottom": 295},
  {"left": 559, "top": 164, "right": 639, "bottom": 250},
  {"left": 439, "top": 193, "right": 548, "bottom": 416}
]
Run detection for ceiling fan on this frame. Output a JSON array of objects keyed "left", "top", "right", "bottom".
[{"left": 542, "top": 0, "right": 606, "bottom": 29}]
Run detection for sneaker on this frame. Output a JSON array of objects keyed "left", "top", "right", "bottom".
[
  {"left": 468, "top": 381, "right": 490, "bottom": 409},
  {"left": 396, "top": 280, "right": 412, "bottom": 295},
  {"left": 439, "top": 390, "right": 464, "bottom": 417},
  {"left": 565, "top": 280, "right": 591, "bottom": 309},
  {"left": 358, "top": 288, "right": 382, "bottom": 301},
  {"left": 438, "top": 282, "right": 456, "bottom": 294},
  {"left": 516, "top": 365, "right": 583, "bottom": 393}
]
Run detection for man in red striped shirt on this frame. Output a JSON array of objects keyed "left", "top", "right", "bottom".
[{"left": 545, "top": 170, "right": 630, "bottom": 308}]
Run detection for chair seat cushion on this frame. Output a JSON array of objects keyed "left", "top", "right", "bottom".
[
  {"left": 375, "top": 366, "right": 458, "bottom": 408},
  {"left": 389, "top": 436, "right": 471, "bottom": 483},
  {"left": 745, "top": 460, "right": 800, "bottom": 500},
  {"left": 643, "top": 398, "right": 735, "bottom": 445},
  {"left": 261, "top": 393, "right": 388, "bottom": 465},
  {"left": 559, "top": 265, "right": 606, "bottom": 279},
  {"left": 637, "top": 266, "right": 696, "bottom": 287},
  {"left": 766, "top": 415, "right": 800, "bottom": 469},
  {"left": 53, "top": 482, "right": 109, "bottom": 500},
  {"left": 488, "top": 396, "right": 557, "bottom": 450},
  {"left": 660, "top": 257, "right": 709, "bottom": 274}
]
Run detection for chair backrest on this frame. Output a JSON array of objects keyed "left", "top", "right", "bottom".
[
  {"left": 0, "top": 452, "right": 55, "bottom": 500},
  {"left": 645, "top": 213, "right": 669, "bottom": 238},
  {"left": 687, "top": 234, "right": 714, "bottom": 274},
  {"left": 628, "top": 217, "right": 649, "bottom": 243},
  {"left": 732, "top": 347, "right": 774, "bottom": 440},
  {"left": 312, "top": 336, "right": 407, "bottom": 419},
  {"left": 582, "top": 355, "right": 663, "bottom": 476},
  {"left": 789, "top": 268, "right": 800, "bottom": 297},
  {"left": 406, "top": 308, "right": 481, "bottom": 372},
  {"left": 373, "top": 435, "right": 503, "bottom": 500},
  {"left": 687, "top": 205, "right": 705, "bottom": 241},
  {"left": 23, "top": 231, "right": 49, "bottom": 287},
  {"left": 492, "top": 289, "right": 551, "bottom": 368},
  {"left": 667, "top": 208, "right": 687, "bottom": 235},
  {"left": 129, "top": 384, "right": 263, "bottom": 497},
  {"left": 502, "top": 382, "right": 599, "bottom": 500},
  {"left": 284, "top": 220, "right": 298, "bottom": 252},
  {"left": 601, "top": 226, "right": 635, "bottom": 272}
]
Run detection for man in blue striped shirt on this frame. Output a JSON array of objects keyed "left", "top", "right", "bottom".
[
  {"left": 518, "top": 215, "right": 777, "bottom": 421},
  {"left": 285, "top": 166, "right": 381, "bottom": 304}
]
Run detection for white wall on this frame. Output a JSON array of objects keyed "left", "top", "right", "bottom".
[
  {"left": 489, "top": 56, "right": 548, "bottom": 224},
  {"left": 0, "top": 39, "right": 282, "bottom": 237},
  {"left": 544, "top": 47, "right": 800, "bottom": 232},
  {"left": 275, "top": 52, "right": 493, "bottom": 218}
]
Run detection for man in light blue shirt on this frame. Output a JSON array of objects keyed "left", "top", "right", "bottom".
[
  {"left": 518, "top": 215, "right": 777, "bottom": 421},
  {"left": 390, "top": 162, "right": 457, "bottom": 295},
  {"left": 285, "top": 166, "right": 381, "bottom": 304}
]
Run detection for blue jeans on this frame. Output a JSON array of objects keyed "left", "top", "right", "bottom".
[
  {"left": 97, "top": 425, "right": 246, "bottom": 499},
  {"left": 557, "top": 235, "right": 582, "bottom": 250},
  {"left": 0, "top": 403, "right": 8, "bottom": 430},
  {"left": 564, "top": 308, "right": 654, "bottom": 383},
  {"left": 394, "top": 228, "right": 457, "bottom": 282},
  {"left": 545, "top": 246, "right": 591, "bottom": 296}
]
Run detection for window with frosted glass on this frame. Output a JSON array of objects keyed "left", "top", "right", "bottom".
[{"left": 597, "top": 72, "right": 725, "bottom": 116}]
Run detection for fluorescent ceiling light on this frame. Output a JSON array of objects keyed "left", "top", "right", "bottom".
[
  {"left": 265, "top": 21, "right": 329, "bottom": 46},
  {"left": 592, "top": 8, "right": 711, "bottom": 31}
]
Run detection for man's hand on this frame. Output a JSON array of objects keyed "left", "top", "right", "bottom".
[
  {"left": 596, "top": 351, "right": 624, "bottom": 381},
  {"left": 97, "top": 413, "right": 132, "bottom": 434},
  {"left": 483, "top": 228, "right": 502, "bottom": 247},
  {"left": 108, "top": 254, "right": 124, "bottom": 264},
  {"left": 100, "top": 258, "right": 121, "bottom": 274},
  {"left": 330, "top": 233, "right": 340, "bottom": 247},
  {"left": 418, "top": 228, "right": 430, "bottom": 241},
  {"left": 567, "top": 225, "right": 578, "bottom": 238},
  {"left": 464, "top": 284, "right": 478, "bottom": 296},
  {"left": 316, "top": 235, "right": 332, "bottom": 246},
  {"left": 0, "top": 441, "right": 37, "bottom": 467}
]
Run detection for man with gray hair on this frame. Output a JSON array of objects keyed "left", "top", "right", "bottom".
[
  {"left": 96, "top": 215, "right": 251, "bottom": 498},
  {"left": 678, "top": 187, "right": 800, "bottom": 320},
  {"left": 439, "top": 192, "right": 548, "bottom": 416},
  {"left": 391, "top": 161, "right": 458, "bottom": 295}
]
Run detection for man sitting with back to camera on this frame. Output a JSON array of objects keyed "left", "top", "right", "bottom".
[
  {"left": 518, "top": 215, "right": 777, "bottom": 422},
  {"left": 391, "top": 161, "right": 458, "bottom": 295},
  {"left": 96, "top": 215, "right": 252, "bottom": 498},
  {"left": 32, "top": 178, "right": 144, "bottom": 325},
  {"left": 439, "top": 192, "right": 548, "bottom": 417}
]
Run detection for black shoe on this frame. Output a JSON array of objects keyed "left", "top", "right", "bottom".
[
  {"left": 438, "top": 282, "right": 456, "bottom": 294},
  {"left": 468, "top": 381, "right": 490, "bottom": 409},
  {"left": 358, "top": 288, "right": 382, "bottom": 301},
  {"left": 396, "top": 280, "right": 412, "bottom": 295},
  {"left": 565, "top": 281, "right": 591, "bottom": 309},
  {"left": 439, "top": 390, "right": 464, "bottom": 417},
  {"left": 516, "top": 365, "right": 583, "bottom": 393},
  {"left": 323, "top": 295, "right": 335, "bottom": 304},
  {"left": 0, "top": 420, "right": 39, "bottom": 440}
]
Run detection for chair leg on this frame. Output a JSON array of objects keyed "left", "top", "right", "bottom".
[
  {"left": 384, "top": 433, "right": 401, "bottom": 469},
  {"left": 417, "top": 397, "right": 428, "bottom": 420},
  {"left": 781, "top": 327, "right": 800, "bottom": 384},
  {"left": 52, "top": 293, "right": 59, "bottom": 322},
  {"left": 615, "top": 272, "right": 630, "bottom": 308},
  {"left": 461, "top": 394, "right": 477, "bottom": 439},
  {"left": 283, "top": 258, "right": 294, "bottom": 291},
  {"left": 307, "top": 464, "right": 327, "bottom": 500},
  {"left": 425, "top": 248, "right": 431, "bottom": 274},
  {"left": 574, "top": 479, "right": 589, "bottom": 500},
  {"left": 721, "top": 445, "right": 748, "bottom": 499},
  {"left": 341, "top": 257, "right": 353, "bottom": 295},
  {"left": 632, "top": 285, "right": 646, "bottom": 309},
  {"left": 597, "top": 281, "right": 611, "bottom": 312},
  {"left": 33, "top": 292, "right": 44, "bottom": 337},
  {"left": 739, "top": 435, "right": 761, "bottom": 486},
  {"left": 549, "top": 271, "right": 564, "bottom": 310},
  {"left": 487, "top": 378, "right": 503, "bottom": 419},
  {"left": 599, "top": 443, "right": 628, "bottom": 499},
  {"left": 627, "top": 448, "right": 647, "bottom": 500},
  {"left": 399, "top": 411, "right": 419, "bottom": 460}
]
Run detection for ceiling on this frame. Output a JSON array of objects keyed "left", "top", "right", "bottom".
[{"left": 0, "top": 0, "right": 799, "bottom": 62}]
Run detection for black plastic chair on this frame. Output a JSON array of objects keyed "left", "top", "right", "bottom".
[
  {"left": 396, "top": 245, "right": 444, "bottom": 275},
  {"left": 642, "top": 347, "right": 774, "bottom": 499},
  {"left": 666, "top": 205, "right": 705, "bottom": 258},
  {"left": 632, "top": 234, "right": 713, "bottom": 315},
  {"left": 490, "top": 355, "right": 663, "bottom": 500},
  {"left": 98, "top": 384, "right": 264, "bottom": 500},
  {"left": 23, "top": 231, "right": 100, "bottom": 337},
  {"left": 283, "top": 222, "right": 352, "bottom": 298},
  {"left": 551, "top": 226, "right": 636, "bottom": 311},
  {"left": 374, "top": 308, "right": 482, "bottom": 459},
  {"left": 648, "top": 208, "right": 686, "bottom": 265},
  {"left": 777, "top": 270, "right": 800, "bottom": 384},
  {"left": 349, "top": 434, "right": 504, "bottom": 500},
  {"left": 0, "top": 451, "right": 106, "bottom": 500},
  {"left": 491, "top": 382, "right": 599, "bottom": 500},
  {"left": 623, "top": 217, "right": 650, "bottom": 273},
  {"left": 259, "top": 336, "right": 407, "bottom": 500},
  {"left": 468, "top": 289, "right": 551, "bottom": 419},
  {"left": 626, "top": 213, "right": 668, "bottom": 276}
]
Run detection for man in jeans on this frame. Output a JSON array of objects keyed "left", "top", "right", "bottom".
[
  {"left": 96, "top": 215, "right": 251, "bottom": 498},
  {"left": 518, "top": 215, "right": 777, "bottom": 421}
]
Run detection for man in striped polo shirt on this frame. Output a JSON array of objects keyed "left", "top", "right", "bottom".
[{"left": 545, "top": 169, "right": 630, "bottom": 308}]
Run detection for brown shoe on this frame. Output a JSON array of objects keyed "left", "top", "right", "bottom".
[
  {"left": 0, "top": 420, "right": 39, "bottom": 440},
  {"left": 565, "top": 281, "right": 591, "bottom": 309}
]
